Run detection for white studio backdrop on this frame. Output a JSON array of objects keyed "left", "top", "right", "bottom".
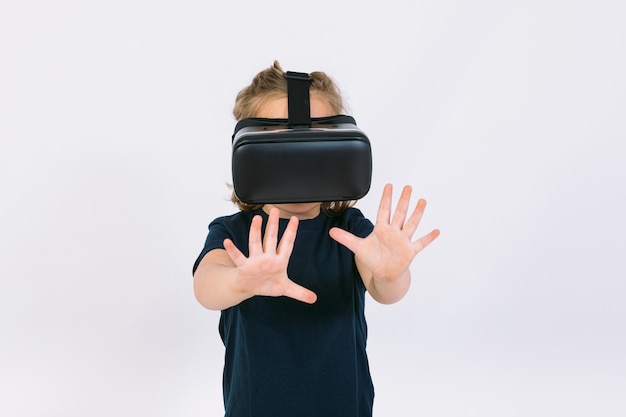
[{"left": 1, "top": 1, "right": 625, "bottom": 416}]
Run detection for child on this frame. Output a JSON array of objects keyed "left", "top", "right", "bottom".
[{"left": 192, "top": 61, "right": 440, "bottom": 417}]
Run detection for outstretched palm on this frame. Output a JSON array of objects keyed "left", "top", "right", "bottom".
[
  {"left": 224, "top": 208, "right": 317, "bottom": 304},
  {"left": 330, "top": 184, "right": 440, "bottom": 283}
]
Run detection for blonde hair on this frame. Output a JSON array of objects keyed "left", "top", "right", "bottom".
[
  {"left": 233, "top": 61, "right": 344, "bottom": 120},
  {"left": 230, "top": 61, "right": 356, "bottom": 216}
]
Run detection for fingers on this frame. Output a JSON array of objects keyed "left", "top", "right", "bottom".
[
  {"left": 403, "top": 198, "right": 427, "bottom": 238},
  {"left": 391, "top": 185, "right": 412, "bottom": 228},
  {"left": 374, "top": 184, "right": 440, "bottom": 250},
  {"left": 412, "top": 229, "right": 441, "bottom": 253},
  {"left": 377, "top": 184, "right": 434, "bottom": 237},
  {"left": 248, "top": 215, "right": 263, "bottom": 256},
  {"left": 277, "top": 216, "right": 299, "bottom": 257},
  {"left": 377, "top": 184, "right": 416, "bottom": 229},
  {"left": 263, "top": 208, "right": 279, "bottom": 252},
  {"left": 375, "top": 183, "right": 393, "bottom": 225},
  {"left": 252, "top": 209, "right": 297, "bottom": 257}
]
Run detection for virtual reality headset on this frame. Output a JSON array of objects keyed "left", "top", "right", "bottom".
[{"left": 231, "top": 71, "right": 373, "bottom": 204}]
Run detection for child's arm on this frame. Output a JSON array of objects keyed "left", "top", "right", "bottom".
[
  {"left": 329, "top": 184, "right": 440, "bottom": 304},
  {"left": 193, "top": 208, "right": 318, "bottom": 311}
]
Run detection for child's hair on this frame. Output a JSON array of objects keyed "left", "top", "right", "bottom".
[{"left": 230, "top": 61, "right": 356, "bottom": 216}]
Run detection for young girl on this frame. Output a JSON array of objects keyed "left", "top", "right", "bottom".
[{"left": 193, "top": 61, "right": 440, "bottom": 417}]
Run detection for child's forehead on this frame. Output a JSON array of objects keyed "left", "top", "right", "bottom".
[
  {"left": 256, "top": 94, "right": 335, "bottom": 119},
  {"left": 255, "top": 96, "right": 288, "bottom": 118}
]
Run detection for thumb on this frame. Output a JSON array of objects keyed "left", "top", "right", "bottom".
[
  {"left": 283, "top": 281, "right": 318, "bottom": 304},
  {"left": 329, "top": 227, "right": 362, "bottom": 253},
  {"left": 223, "top": 238, "right": 246, "bottom": 267}
]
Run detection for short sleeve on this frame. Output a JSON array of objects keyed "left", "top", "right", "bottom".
[
  {"left": 346, "top": 208, "right": 374, "bottom": 239},
  {"left": 192, "top": 218, "right": 231, "bottom": 275}
]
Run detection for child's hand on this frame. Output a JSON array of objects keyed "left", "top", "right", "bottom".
[
  {"left": 329, "top": 184, "right": 439, "bottom": 302},
  {"left": 223, "top": 207, "right": 318, "bottom": 304}
]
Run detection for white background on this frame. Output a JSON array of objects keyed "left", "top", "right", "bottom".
[{"left": 1, "top": 1, "right": 625, "bottom": 416}]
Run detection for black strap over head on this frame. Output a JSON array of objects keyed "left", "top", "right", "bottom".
[{"left": 285, "top": 71, "right": 311, "bottom": 127}]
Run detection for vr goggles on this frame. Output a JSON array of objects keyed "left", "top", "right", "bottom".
[{"left": 231, "top": 71, "right": 373, "bottom": 204}]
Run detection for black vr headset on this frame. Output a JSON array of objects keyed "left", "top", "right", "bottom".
[{"left": 231, "top": 70, "right": 373, "bottom": 204}]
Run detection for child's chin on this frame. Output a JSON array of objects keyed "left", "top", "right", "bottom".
[{"left": 276, "top": 203, "right": 321, "bottom": 218}]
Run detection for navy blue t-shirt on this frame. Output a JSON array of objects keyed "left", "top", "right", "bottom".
[{"left": 193, "top": 207, "right": 375, "bottom": 417}]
